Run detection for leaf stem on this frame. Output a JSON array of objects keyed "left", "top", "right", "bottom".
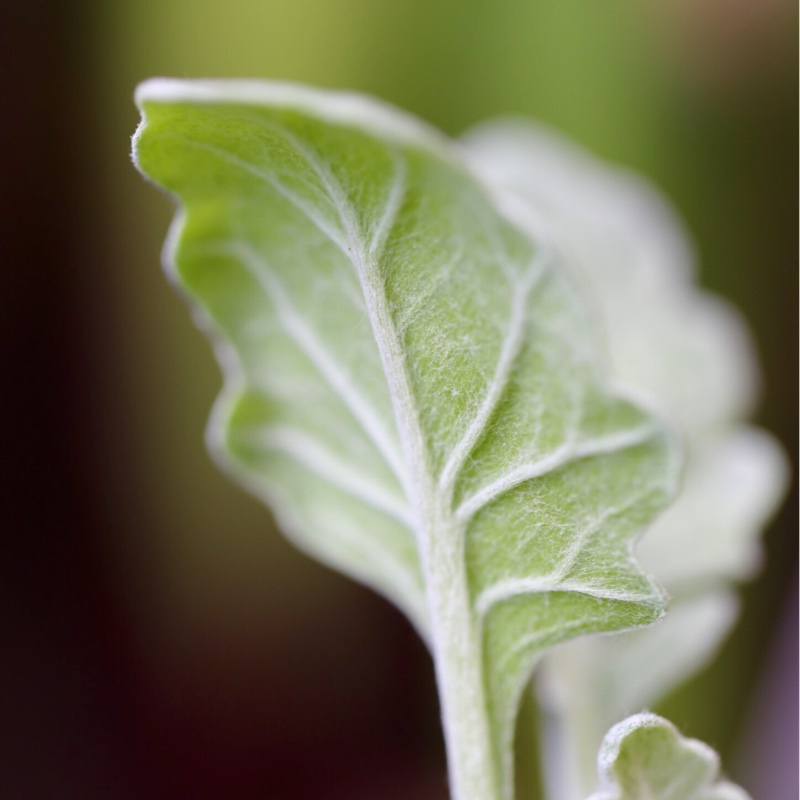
[{"left": 422, "top": 502, "right": 500, "bottom": 800}]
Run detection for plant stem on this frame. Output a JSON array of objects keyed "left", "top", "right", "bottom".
[{"left": 422, "top": 502, "right": 500, "bottom": 800}]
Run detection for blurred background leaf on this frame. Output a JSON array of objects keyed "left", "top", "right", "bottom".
[{"left": 3, "top": 0, "right": 795, "bottom": 798}]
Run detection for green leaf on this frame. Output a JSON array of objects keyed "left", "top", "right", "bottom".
[
  {"left": 463, "top": 121, "right": 788, "bottom": 797},
  {"left": 132, "top": 80, "right": 678, "bottom": 800},
  {"left": 588, "top": 713, "right": 751, "bottom": 800}
]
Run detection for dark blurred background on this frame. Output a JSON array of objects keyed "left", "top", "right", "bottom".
[{"left": 3, "top": 0, "right": 796, "bottom": 797}]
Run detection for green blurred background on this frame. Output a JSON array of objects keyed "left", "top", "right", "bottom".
[{"left": 4, "top": 0, "right": 796, "bottom": 797}]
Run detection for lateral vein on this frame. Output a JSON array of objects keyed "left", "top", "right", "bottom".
[
  {"left": 438, "top": 247, "right": 551, "bottom": 500},
  {"left": 173, "top": 134, "right": 350, "bottom": 254},
  {"left": 247, "top": 423, "right": 414, "bottom": 527},
  {"left": 455, "top": 425, "right": 659, "bottom": 524}
]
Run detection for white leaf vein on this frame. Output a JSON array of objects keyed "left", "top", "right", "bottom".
[
  {"left": 172, "top": 134, "right": 350, "bottom": 254},
  {"left": 475, "top": 489, "right": 652, "bottom": 618},
  {"left": 437, "top": 247, "right": 552, "bottom": 499},
  {"left": 455, "top": 425, "right": 659, "bottom": 525},
  {"left": 245, "top": 424, "right": 414, "bottom": 527},
  {"left": 368, "top": 148, "right": 407, "bottom": 260}
]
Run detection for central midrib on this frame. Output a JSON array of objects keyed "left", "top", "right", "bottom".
[{"left": 276, "top": 119, "right": 502, "bottom": 800}]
